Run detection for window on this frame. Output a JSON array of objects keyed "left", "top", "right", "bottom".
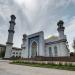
[
  {"left": 49, "top": 47, "right": 52, "bottom": 57},
  {"left": 54, "top": 46, "right": 58, "bottom": 57},
  {"left": 16, "top": 52, "right": 18, "bottom": 54},
  {"left": 19, "top": 52, "right": 21, "bottom": 55},
  {"left": 13, "top": 52, "right": 15, "bottom": 54}
]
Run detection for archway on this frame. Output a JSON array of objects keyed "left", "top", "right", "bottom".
[{"left": 31, "top": 41, "right": 37, "bottom": 58}]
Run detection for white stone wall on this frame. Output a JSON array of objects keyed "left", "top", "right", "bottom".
[
  {"left": 4, "top": 44, "right": 12, "bottom": 58},
  {"left": 21, "top": 37, "right": 28, "bottom": 58},
  {"left": 11, "top": 49, "right": 21, "bottom": 57},
  {"left": 59, "top": 42, "right": 70, "bottom": 56},
  {"left": 39, "top": 32, "right": 45, "bottom": 56},
  {"left": 45, "top": 42, "right": 69, "bottom": 57}
]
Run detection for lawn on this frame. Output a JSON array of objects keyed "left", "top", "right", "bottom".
[{"left": 10, "top": 60, "right": 75, "bottom": 71}]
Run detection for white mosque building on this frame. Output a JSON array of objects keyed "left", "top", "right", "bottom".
[{"left": 4, "top": 15, "right": 70, "bottom": 59}]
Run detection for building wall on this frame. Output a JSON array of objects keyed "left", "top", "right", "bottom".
[
  {"left": 11, "top": 49, "right": 21, "bottom": 57},
  {"left": 45, "top": 43, "right": 59, "bottom": 57},
  {"left": 21, "top": 39, "right": 28, "bottom": 58},
  {"left": 59, "top": 42, "right": 69, "bottom": 56},
  {"left": 45, "top": 42, "right": 69, "bottom": 57},
  {"left": 21, "top": 31, "right": 45, "bottom": 58}
]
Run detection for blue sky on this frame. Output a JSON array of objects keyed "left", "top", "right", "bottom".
[{"left": 0, "top": 0, "right": 75, "bottom": 52}]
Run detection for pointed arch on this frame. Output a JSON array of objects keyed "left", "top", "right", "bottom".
[{"left": 31, "top": 41, "right": 37, "bottom": 58}]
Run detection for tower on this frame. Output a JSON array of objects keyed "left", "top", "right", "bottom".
[
  {"left": 5, "top": 15, "right": 16, "bottom": 58},
  {"left": 57, "top": 20, "right": 66, "bottom": 40},
  {"left": 21, "top": 34, "right": 28, "bottom": 58},
  {"left": 21, "top": 34, "right": 27, "bottom": 49},
  {"left": 57, "top": 20, "right": 70, "bottom": 56}
]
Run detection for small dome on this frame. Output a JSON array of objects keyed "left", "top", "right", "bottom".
[
  {"left": 11, "top": 15, "right": 16, "bottom": 19},
  {"left": 45, "top": 36, "right": 59, "bottom": 43},
  {"left": 23, "top": 34, "right": 27, "bottom": 38},
  {"left": 57, "top": 20, "right": 64, "bottom": 26}
]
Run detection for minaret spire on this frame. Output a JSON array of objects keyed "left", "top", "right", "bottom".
[
  {"left": 5, "top": 15, "right": 16, "bottom": 58},
  {"left": 57, "top": 20, "right": 66, "bottom": 40}
]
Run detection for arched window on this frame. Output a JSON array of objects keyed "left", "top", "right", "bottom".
[
  {"left": 13, "top": 52, "right": 15, "bottom": 54},
  {"left": 16, "top": 52, "right": 18, "bottom": 55},
  {"left": 49, "top": 47, "right": 52, "bottom": 57},
  {"left": 31, "top": 41, "right": 37, "bottom": 58},
  {"left": 54, "top": 46, "right": 58, "bottom": 57}
]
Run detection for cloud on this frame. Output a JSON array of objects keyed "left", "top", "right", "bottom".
[
  {"left": 0, "top": 0, "right": 33, "bottom": 47},
  {"left": 14, "top": 0, "right": 75, "bottom": 52},
  {"left": 0, "top": 0, "right": 75, "bottom": 52}
]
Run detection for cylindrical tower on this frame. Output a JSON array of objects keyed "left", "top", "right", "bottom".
[
  {"left": 21, "top": 34, "right": 28, "bottom": 58},
  {"left": 6, "top": 15, "right": 16, "bottom": 44},
  {"left": 21, "top": 34, "right": 27, "bottom": 49},
  {"left": 5, "top": 15, "right": 16, "bottom": 58},
  {"left": 57, "top": 20, "right": 70, "bottom": 56},
  {"left": 57, "top": 20, "right": 66, "bottom": 40}
]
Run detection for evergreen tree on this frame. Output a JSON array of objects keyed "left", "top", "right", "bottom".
[{"left": 73, "top": 38, "right": 75, "bottom": 52}]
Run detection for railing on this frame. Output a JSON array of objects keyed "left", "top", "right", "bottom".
[{"left": 21, "top": 56, "right": 75, "bottom": 62}]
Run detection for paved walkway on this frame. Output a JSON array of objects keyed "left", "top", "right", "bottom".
[{"left": 0, "top": 60, "right": 75, "bottom": 75}]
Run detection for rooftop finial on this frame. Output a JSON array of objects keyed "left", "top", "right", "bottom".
[
  {"left": 11, "top": 15, "right": 16, "bottom": 20},
  {"left": 23, "top": 34, "right": 27, "bottom": 40},
  {"left": 57, "top": 20, "right": 64, "bottom": 26}
]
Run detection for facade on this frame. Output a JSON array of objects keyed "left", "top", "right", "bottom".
[
  {"left": 21, "top": 31, "right": 45, "bottom": 58},
  {"left": 21, "top": 20, "right": 70, "bottom": 58},
  {"left": 45, "top": 36, "right": 69, "bottom": 57},
  {"left": 12, "top": 47, "right": 22, "bottom": 57},
  {"left": 4, "top": 15, "right": 69, "bottom": 59}
]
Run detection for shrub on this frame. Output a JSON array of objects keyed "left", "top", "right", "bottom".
[
  {"left": 69, "top": 63, "right": 73, "bottom": 67},
  {"left": 64, "top": 63, "right": 68, "bottom": 66},
  {"left": 59, "top": 63, "right": 63, "bottom": 66}
]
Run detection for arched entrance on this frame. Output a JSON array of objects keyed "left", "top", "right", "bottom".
[{"left": 31, "top": 41, "right": 37, "bottom": 58}]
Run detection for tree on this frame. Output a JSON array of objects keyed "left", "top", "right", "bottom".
[
  {"left": 72, "top": 38, "right": 75, "bottom": 52},
  {"left": 0, "top": 50, "right": 5, "bottom": 58},
  {"left": 1, "top": 50, "right": 5, "bottom": 58}
]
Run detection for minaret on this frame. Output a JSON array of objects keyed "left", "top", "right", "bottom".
[
  {"left": 5, "top": 15, "right": 16, "bottom": 58},
  {"left": 21, "top": 34, "right": 27, "bottom": 58},
  {"left": 57, "top": 20, "right": 66, "bottom": 40},
  {"left": 21, "top": 34, "right": 27, "bottom": 49},
  {"left": 57, "top": 20, "right": 70, "bottom": 56}
]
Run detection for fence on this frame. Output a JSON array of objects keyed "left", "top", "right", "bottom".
[{"left": 22, "top": 56, "right": 75, "bottom": 62}]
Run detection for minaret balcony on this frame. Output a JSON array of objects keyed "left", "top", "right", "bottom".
[
  {"left": 8, "top": 29, "right": 15, "bottom": 33},
  {"left": 9, "top": 21, "right": 16, "bottom": 25},
  {"left": 6, "top": 42, "right": 13, "bottom": 45},
  {"left": 57, "top": 27, "right": 65, "bottom": 31}
]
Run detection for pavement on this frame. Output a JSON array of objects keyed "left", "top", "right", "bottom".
[{"left": 0, "top": 60, "right": 75, "bottom": 75}]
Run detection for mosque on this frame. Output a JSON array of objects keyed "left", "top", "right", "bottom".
[{"left": 4, "top": 15, "right": 70, "bottom": 59}]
